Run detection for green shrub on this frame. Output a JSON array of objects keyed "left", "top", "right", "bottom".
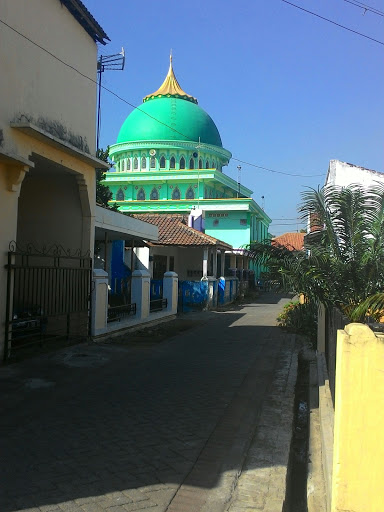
[{"left": 277, "top": 300, "right": 317, "bottom": 342}]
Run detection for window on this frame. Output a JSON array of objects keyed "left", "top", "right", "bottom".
[
  {"left": 141, "top": 156, "right": 146, "bottom": 169},
  {"left": 170, "top": 156, "right": 176, "bottom": 169},
  {"left": 180, "top": 157, "right": 185, "bottom": 169},
  {"left": 212, "top": 161, "right": 215, "bottom": 168},
  {"left": 160, "top": 156, "right": 166, "bottom": 168},
  {"left": 240, "top": 219, "right": 247, "bottom": 226},
  {"left": 150, "top": 187, "right": 159, "bottom": 200},
  {"left": 186, "top": 186, "right": 194, "bottom": 199},
  {"left": 172, "top": 187, "right": 181, "bottom": 200},
  {"left": 133, "top": 157, "right": 138, "bottom": 169},
  {"left": 127, "top": 159, "right": 131, "bottom": 170},
  {"left": 137, "top": 188, "right": 145, "bottom": 200},
  {"left": 116, "top": 188, "right": 125, "bottom": 201},
  {"left": 206, "top": 160, "right": 209, "bottom": 169},
  {"left": 189, "top": 158, "right": 194, "bottom": 169},
  {"left": 150, "top": 156, "right": 156, "bottom": 168},
  {"left": 120, "top": 160, "right": 125, "bottom": 172},
  {"left": 199, "top": 159, "right": 203, "bottom": 169}
]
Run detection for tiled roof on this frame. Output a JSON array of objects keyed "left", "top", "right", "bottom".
[
  {"left": 133, "top": 214, "right": 232, "bottom": 249},
  {"left": 272, "top": 232, "right": 305, "bottom": 251}
]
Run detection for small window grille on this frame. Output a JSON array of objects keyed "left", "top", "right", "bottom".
[
  {"left": 172, "top": 187, "right": 181, "bottom": 200},
  {"left": 134, "top": 157, "right": 138, "bottom": 169},
  {"left": 150, "top": 188, "right": 159, "bottom": 200},
  {"left": 170, "top": 156, "right": 176, "bottom": 169},
  {"left": 189, "top": 158, "right": 194, "bottom": 169},
  {"left": 150, "top": 156, "right": 156, "bottom": 168},
  {"left": 180, "top": 157, "right": 185, "bottom": 169},
  {"left": 137, "top": 188, "right": 145, "bottom": 200},
  {"left": 160, "top": 156, "right": 166, "bottom": 168},
  {"left": 141, "top": 156, "right": 146, "bottom": 169},
  {"left": 186, "top": 187, "right": 194, "bottom": 199}
]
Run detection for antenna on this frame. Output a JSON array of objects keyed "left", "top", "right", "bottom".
[
  {"left": 261, "top": 195, "right": 265, "bottom": 210},
  {"left": 97, "top": 48, "right": 125, "bottom": 150},
  {"left": 196, "top": 137, "right": 201, "bottom": 208},
  {"left": 237, "top": 165, "right": 242, "bottom": 198}
]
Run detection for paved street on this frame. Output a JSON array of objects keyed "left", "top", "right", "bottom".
[{"left": 0, "top": 293, "right": 298, "bottom": 512}]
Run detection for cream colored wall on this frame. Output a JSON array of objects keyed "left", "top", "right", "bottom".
[
  {"left": 332, "top": 323, "right": 384, "bottom": 512},
  {"left": 0, "top": 0, "right": 100, "bottom": 359},
  {"left": 17, "top": 167, "right": 83, "bottom": 250},
  {"left": 0, "top": 0, "right": 97, "bottom": 159}
]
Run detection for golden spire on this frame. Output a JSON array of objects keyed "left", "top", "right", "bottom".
[{"left": 143, "top": 54, "right": 198, "bottom": 104}]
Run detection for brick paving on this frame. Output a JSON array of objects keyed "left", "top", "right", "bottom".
[{"left": 0, "top": 293, "right": 297, "bottom": 512}]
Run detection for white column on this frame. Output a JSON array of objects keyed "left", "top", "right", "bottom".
[
  {"left": 131, "top": 269, "right": 150, "bottom": 320},
  {"left": 163, "top": 271, "right": 178, "bottom": 314},
  {"left": 202, "top": 247, "right": 208, "bottom": 278},
  {"left": 91, "top": 269, "right": 109, "bottom": 336},
  {"left": 221, "top": 250, "right": 225, "bottom": 277},
  {"left": 213, "top": 248, "right": 218, "bottom": 278}
]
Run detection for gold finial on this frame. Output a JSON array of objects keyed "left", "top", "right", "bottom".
[{"left": 143, "top": 54, "right": 197, "bottom": 104}]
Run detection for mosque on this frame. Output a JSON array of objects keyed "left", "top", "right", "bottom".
[{"left": 103, "top": 56, "right": 271, "bottom": 280}]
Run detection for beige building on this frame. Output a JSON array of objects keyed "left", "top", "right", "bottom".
[{"left": 0, "top": 0, "right": 109, "bottom": 360}]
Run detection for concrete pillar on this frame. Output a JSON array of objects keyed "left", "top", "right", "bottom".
[
  {"left": 163, "top": 271, "right": 178, "bottom": 314},
  {"left": 202, "top": 247, "right": 208, "bottom": 278},
  {"left": 220, "top": 250, "right": 225, "bottom": 277},
  {"left": 213, "top": 248, "right": 218, "bottom": 278},
  {"left": 131, "top": 269, "right": 150, "bottom": 320},
  {"left": 91, "top": 269, "right": 108, "bottom": 336}
]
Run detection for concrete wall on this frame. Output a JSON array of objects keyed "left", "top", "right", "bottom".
[
  {"left": 0, "top": 0, "right": 101, "bottom": 359},
  {"left": 205, "top": 211, "right": 250, "bottom": 248},
  {"left": 0, "top": 0, "right": 97, "bottom": 158},
  {"left": 326, "top": 160, "right": 384, "bottom": 189},
  {"left": 331, "top": 324, "right": 384, "bottom": 512}
]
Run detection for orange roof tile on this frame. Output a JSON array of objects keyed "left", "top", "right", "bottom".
[
  {"left": 272, "top": 232, "right": 305, "bottom": 251},
  {"left": 133, "top": 214, "right": 232, "bottom": 249}
]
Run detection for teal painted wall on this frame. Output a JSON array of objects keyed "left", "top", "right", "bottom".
[{"left": 205, "top": 211, "right": 250, "bottom": 248}]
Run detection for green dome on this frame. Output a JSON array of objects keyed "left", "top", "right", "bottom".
[{"left": 117, "top": 97, "right": 223, "bottom": 147}]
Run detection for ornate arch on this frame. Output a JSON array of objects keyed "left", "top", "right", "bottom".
[
  {"left": 150, "top": 187, "right": 159, "bottom": 200},
  {"left": 137, "top": 187, "right": 145, "bottom": 200},
  {"left": 172, "top": 187, "right": 181, "bottom": 200}
]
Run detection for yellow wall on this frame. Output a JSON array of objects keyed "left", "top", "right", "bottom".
[{"left": 332, "top": 323, "right": 384, "bottom": 512}]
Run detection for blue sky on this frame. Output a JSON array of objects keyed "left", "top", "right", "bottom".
[{"left": 86, "top": 0, "right": 384, "bottom": 235}]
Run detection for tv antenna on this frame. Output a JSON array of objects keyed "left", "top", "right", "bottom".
[
  {"left": 97, "top": 48, "right": 125, "bottom": 150},
  {"left": 237, "top": 165, "right": 242, "bottom": 198}
]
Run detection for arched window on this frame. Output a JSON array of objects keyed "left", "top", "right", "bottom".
[
  {"left": 172, "top": 187, "right": 181, "bottom": 200},
  {"left": 212, "top": 161, "right": 216, "bottom": 168},
  {"left": 137, "top": 188, "right": 145, "bottom": 200},
  {"left": 150, "top": 156, "right": 156, "bottom": 169},
  {"left": 141, "top": 156, "right": 146, "bottom": 169},
  {"left": 180, "top": 157, "right": 185, "bottom": 169},
  {"left": 206, "top": 160, "right": 209, "bottom": 169},
  {"left": 199, "top": 159, "right": 203, "bottom": 169},
  {"left": 120, "top": 160, "right": 125, "bottom": 172},
  {"left": 186, "top": 187, "right": 194, "bottom": 199},
  {"left": 133, "top": 157, "right": 138, "bottom": 170},
  {"left": 127, "top": 158, "right": 131, "bottom": 170},
  {"left": 189, "top": 158, "right": 194, "bottom": 169},
  {"left": 150, "top": 187, "right": 159, "bottom": 200},
  {"left": 116, "top": 188, "right": 125, "bottom": 201},
  {"left": 160, "top": 156, "right": 166, "bottom": 168},
  {"left": 170, "top": 156, "right": 176, "bottom": 169}
]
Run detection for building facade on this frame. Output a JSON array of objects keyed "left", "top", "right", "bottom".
[{"left": 103, "top": 56, "right": 271, "bottom": 278}]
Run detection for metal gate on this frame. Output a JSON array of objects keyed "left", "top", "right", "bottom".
[{"left": 4, "top": 242, "right": 92, "bottom": 361}]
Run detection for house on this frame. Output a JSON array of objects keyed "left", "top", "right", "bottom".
[
  {"left": 102, "top": 56, "right": 271, "bottom": 282},
  {"left": 0, "top": 0, "right": 111, "bottom": 360},
  {"left": 325, "top": 159, "right": 384, "bottom": 188},
  {"left": 272, "top": 232, "right": 305, "bottom": 252}
]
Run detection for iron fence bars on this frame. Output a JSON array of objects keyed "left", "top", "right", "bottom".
[
  {"left": 107, "top": 303, "right": 136, "bottom": 323},
  {"left": 4, "top": 242, "right": 92, "bottom": 361},
  {"left": 150, "top": 298, "right": 167, "bottom": 313}
]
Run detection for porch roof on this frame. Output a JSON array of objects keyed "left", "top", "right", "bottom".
[
  {"left": 95, "top": 206, "right": 158, "bottom": 242},
  {"left": 133, "top": 214, "right": 232, "bottom": 250}
]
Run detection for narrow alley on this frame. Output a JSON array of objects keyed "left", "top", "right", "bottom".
[{"left": 0, "top": 293, "right": 298, "bottom": 512}]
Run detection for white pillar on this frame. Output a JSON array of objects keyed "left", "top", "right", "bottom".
[
  {"left": 221, "top": 250, "right": 225, "bottom": 277},
  {"left": 91, "top": 269, "right": 109, "bottom": 336},
  {"left": 202, "top": 247, "right": 208, "bottom": 278},
  {"left": 213, "top": 248, "right": 218, "bottom": 278},
  {"left": 163, "top": 271, "right": 178, "bottom": 314},
  {"left": 131, "top": 269, "right": 150, "bottom": 320}
]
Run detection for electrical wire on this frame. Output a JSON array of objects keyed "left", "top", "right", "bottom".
[
  {"left": 282, "top": 0, "right": 384, "bottom": 46},
  {"left": 343, "top": 0, "right": 384, "bottom": 17},
  {"left": 0, "top": 16, "right": 328, "bottom": 178}
]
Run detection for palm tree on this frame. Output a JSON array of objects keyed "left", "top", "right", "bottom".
[{"left": 249, "top": 184, "right": 384, "bottom": 322}]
